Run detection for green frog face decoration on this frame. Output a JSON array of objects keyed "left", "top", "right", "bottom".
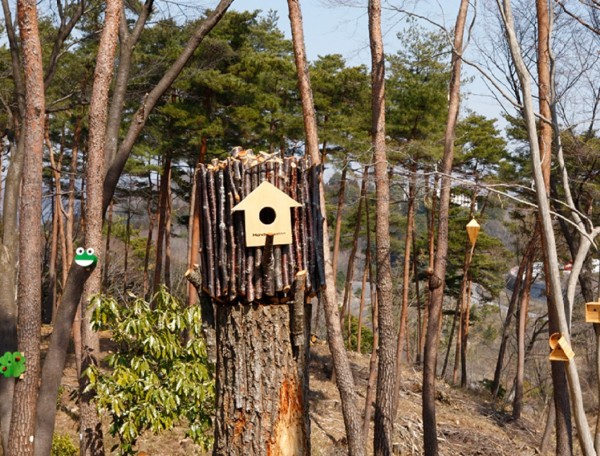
[
  {"left": 0, "top": 352, "right": 26, "bottom": 378},
  {"left": 75, "top": 247, "right": 98, "bottom": 268}
]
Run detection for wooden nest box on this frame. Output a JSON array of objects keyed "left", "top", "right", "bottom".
[
  {"left": 586, "top": 302, "right": 600, "bottom": 323},
  {"left": 549, "top": 332, "right": 574, "bottom": 362},
  {"left": 196, "top": 152, "right": 325, "bottom": 304}
]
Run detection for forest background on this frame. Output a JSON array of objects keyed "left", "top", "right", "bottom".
[{"left": 0, "top": 0, "right": 599, "bottom": 455}]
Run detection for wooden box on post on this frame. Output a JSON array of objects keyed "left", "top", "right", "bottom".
[
  {"left": 192, "top": 151, "right": 325, "bottom": 455},
  {"left": 585, "top": 302, "right": 600, "bottom": 323}
]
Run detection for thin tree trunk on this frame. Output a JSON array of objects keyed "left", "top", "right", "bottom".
[
  {"left": 331, "top": 164, "right": 348, "bottom": 284},
  {"left": 357, "top": 262, "right": 368, "bottom": 354},
  {"left": 419, "top": 173, "right": 437, "bottom": 365},
  {"left": 500, "top": 1, "right": 594, "bottom": 453},
  {"left": 513, "top": 254, "right": 533, "bottom": 420},
  {"left": 35, "top": 5, "right": 233, "bottom": 455},
  {"left": 339, "top": 172, "right": 366, "bottom": 328},
  {"left": 143, "top": 210, "right": 155, "bottom": 297},
  {"left": 153, "top": 154, "right": 171, "bottom": 294},
  {"left": 492, "top": 234, "right": 534, "bottom": 397},
  {"left": 440, "top": 300, "right": 458, "bottom": 380},
  {"left": 164, "top": 169, "right": 172, "bottom": 290},
  {"left": 362, "top": 220, "right": 378, "bottom": 440},
  {"left": 423, "top": 2, "right": 469, "bottom": 455},
  {"left": 102, "top": 201, "right": 114, "bottom": 290},
  {"left": 187, "top": 143, "right": 204, "bottom": 307},
  {"left": 368, "top": 1, "right": 396, "bottom": 453},
  {"left": 287, "top": 1, "right": 365, "bottom": 454},
  {"left": 393, "top": 165, "right": 416, "bottom": 410}
]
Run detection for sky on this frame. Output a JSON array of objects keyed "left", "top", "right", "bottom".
[{"left": 225, "top": 0, "right": 506, "bottom": 126}]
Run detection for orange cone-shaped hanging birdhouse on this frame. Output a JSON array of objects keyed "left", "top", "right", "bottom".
[{"left": 466, "top": 218, "right": 480, "bottom": 245}]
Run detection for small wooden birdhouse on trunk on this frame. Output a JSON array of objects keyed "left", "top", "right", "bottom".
[
  {"left": 187, "top": 151, "right": 324, "bottom": 455},
  {"left": 232, "top": 181, "right": 302, "bottom": 247}
]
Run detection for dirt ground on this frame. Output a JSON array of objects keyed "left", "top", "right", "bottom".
[{"left": 49, "top": 332, "right": 545, "bottom": 455}]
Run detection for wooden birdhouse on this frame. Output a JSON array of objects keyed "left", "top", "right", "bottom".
[
  {"left": 195, "top": 155, "right": 325, "bottom": 303},
  {"left": 585, "top": 302, "right": 600, "bottom": 323},
  {"left": 549, "top": 332, "right": 575, "bottom": 361},
  {"left": 232, "top": 181, "right": 302, "bottom": 247},
  {"left": 466, "top": 218, "right": 480, "bottom": 245}
]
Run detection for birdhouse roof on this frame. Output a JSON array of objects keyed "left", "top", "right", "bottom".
[{"left": 232, "top": 181, "right": 302, "bottom": 212}]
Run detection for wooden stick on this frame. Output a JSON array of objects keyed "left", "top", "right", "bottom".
[
  {"left": 312, "top": 164, "right": 326, "bottom": 288},
  {"left": 200, "top": 166, "right": 215, "bottom": 297},
  {"left": 292, "top": 270, "right": 307, "bottom": 350},
  {"left": 216, "top": 168, "right": 228, "bottom": 296},
  {"left": 226, "top": 191, "right": 236, "bottom": 301},
  {"left": 262, "top": 233, "right": 275, "bottom": 296},
  {"left": 206, "top": 168, "right": 221, "bottom": 297}
]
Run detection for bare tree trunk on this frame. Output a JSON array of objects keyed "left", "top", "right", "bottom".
[
  {"left": 164, "top": 170, "right": 172, "bottom": 290},
  {"left": 362, "top": 220, "right": 378, "bottom": 440},
  {"left": 368, "top": 1, "right": 396, "bottom": 454},
  {"left": 287, "top": 1, "right": 365, "bottom": 454},
  {"left": 393, "top": 165, "right": 416, "bottom": 410},
  {"left": 34, "top": 4, "right": 234, "bottom": 455},
  {"left": 513, "top": 254, "right": 533, "bottom": 420},
  {"left": 7, "top": 0, "right": 45, "bottom": 452},
  {"left": 187, "top": 157, "right": 203, "bottom": 307},
  {"left": 0, "top": 0, "right": 26, "bottom": 446},
  {"left": 419, "top": 173, "right": 438, "bottom": 365},
  {"left": 340, "top": 173, "right": 366, "bottom": 329},
  {"left": 492, "top": 233, "right": 535, "bottom": 397},
  {"left": 102, "top": 201, "right": 114, "bottom": 290},
  {"left": 422, "top": 2, "right": 469, "bottom": 455},
  {"left": 153, "top": 154, "right": 171, "bottom": 294},
  {"left": 499, "top": 1, "right": 594, "bottom": 453},
  {"left": 78, "top": 2, "right": 121, "bottom": 455},
  {"left": 331, "top": 163, "right": 348, "bottom": 283}
]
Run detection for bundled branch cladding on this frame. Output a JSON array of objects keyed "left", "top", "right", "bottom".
[{"left": 196, "top": 152, "right": 326, "bottom": 304}]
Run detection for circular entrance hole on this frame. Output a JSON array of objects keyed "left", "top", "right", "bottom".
[{"left": 259, "top": 207, "right": 276, "bottom": 225}]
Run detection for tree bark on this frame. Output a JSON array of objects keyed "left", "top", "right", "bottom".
[
  {"left": 422, "top": 2, "right": 469, "bottom": 455},
  {"left": 492, "top": 232, "right": 536, "bottom": 397},
  {"left": 512, "top": 253, "right": 533, "bottom": 420},
  {"left": 368, "top": 1, "right": 396, "bottom": 454},
  {"left": 394, "top": 165, "right": 416, "bottom": 408},
  {"left": 331, "top": 164, "right": 348, "bottom": 283},
  {"left": 153, "top": 154, "right": 172, "bottom": 294},
  {"left": 7, "top": 0, "right": 45, "bottom": 452},
  {"left": 287, "top": 1, "right": 365, "bottom": 454},
  {"left": 499, "top": 1, "right": 594, "bottom": 453},
  {"left": 213, "top": 276, "right": 310, "bottom": 455},
  {"left": 34, "top": 5, "right": 233, "bottom": 454},
  {"left": 78, "top": 1, "right": 121, "bottom": 455},
  {"left": 0, "top": 0, "right": 26, "bottom": 447}
]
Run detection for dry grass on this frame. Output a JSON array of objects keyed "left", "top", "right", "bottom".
[{"left": 50, "top": 333, "right": 546, "bottom": 455}]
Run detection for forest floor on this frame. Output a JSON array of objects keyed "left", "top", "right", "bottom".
[{"left": 50, "top": 330, "right": 547, "bottom": 456}]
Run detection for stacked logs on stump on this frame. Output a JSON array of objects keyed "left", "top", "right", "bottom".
[
  {"left": 186, "top": 151, "right": 323, "bottom": 455},
  {"left": 196, "top": 153, "right": 325, "bottom": 305}
]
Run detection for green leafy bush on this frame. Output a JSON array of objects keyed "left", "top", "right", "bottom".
[
  {"left": 85, "top": 287, "right": 214, "bottom": 455},
  {"left": 51, "top": 434, "right": 77, "bottom": 456}
]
